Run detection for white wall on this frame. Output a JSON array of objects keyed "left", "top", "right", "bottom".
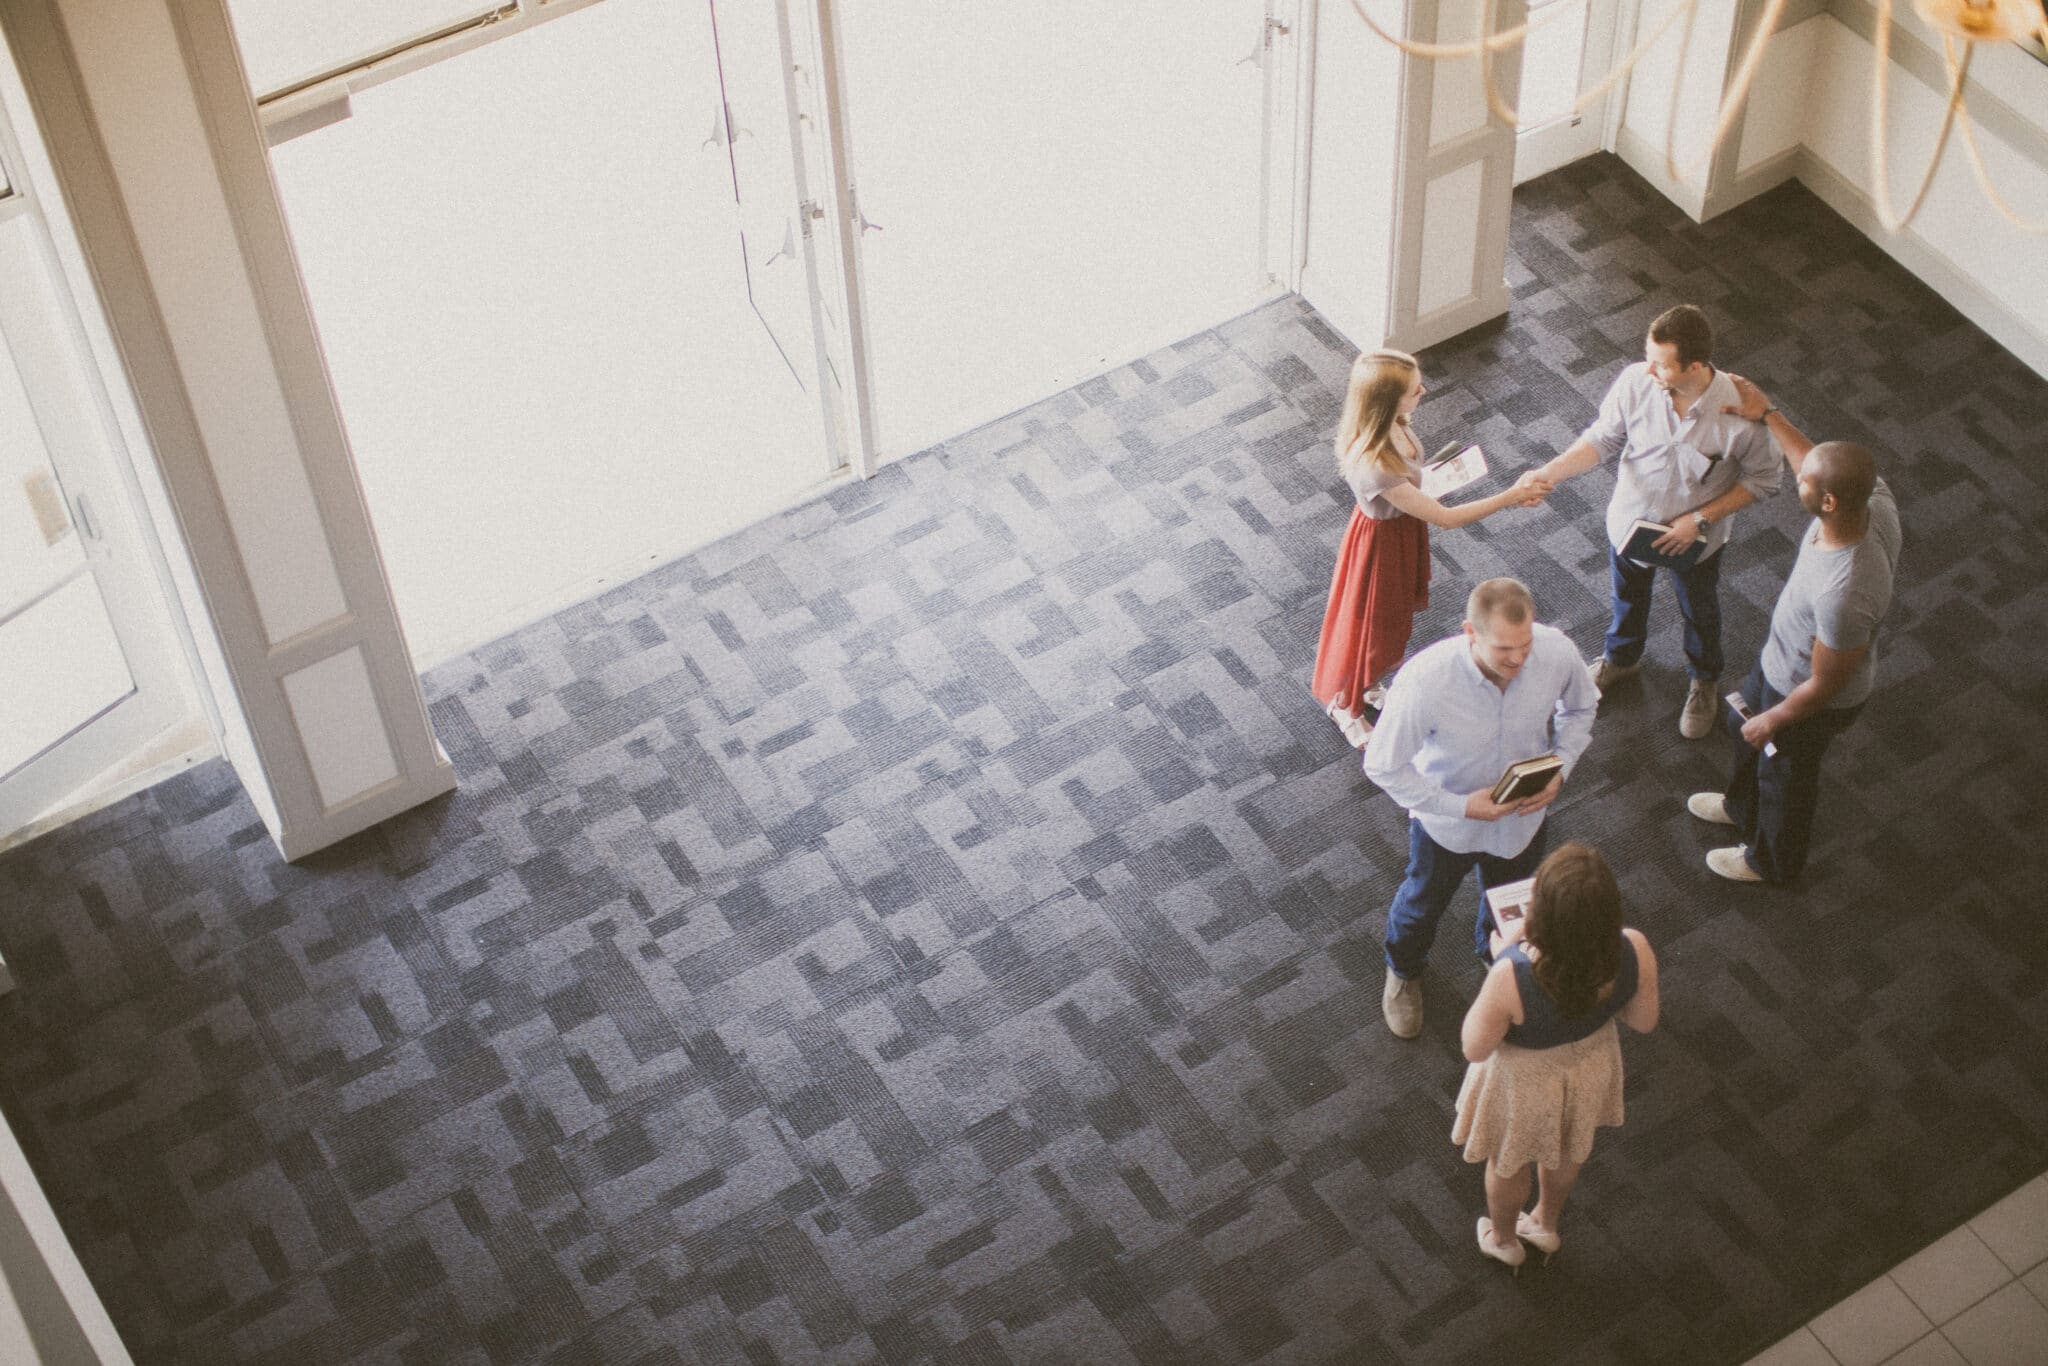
[
  {"left": 1618, "top": 0, "right": 1742, "bottom": 206},
  {"left": 1799, "top": 10, "right": 2048, "bottom": 374},
  {"left": 1602, "top": 0, "right": 2048, "bottom": 379},
  {"left": 1297, "top": 0, "right": 1405, "bottom": 350},
  {"left": 1734, "top": 12, "right": 1820, "bottom": 173}
]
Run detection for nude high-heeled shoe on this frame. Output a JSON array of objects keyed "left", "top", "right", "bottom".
[
  {"left": 1477, "top": 1216, "right": 1525, "bottom": 1275},
  {"left": 1515, "top": 1212, "right": 1561, "bottom": 1265}
]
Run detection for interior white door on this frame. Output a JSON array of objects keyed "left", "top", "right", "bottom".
[
  {"left": 0, "top": 116, "right": 188, "bottom": 839},
  {"left": 1513, "top": 0, "right": 1622, "bottom": 185}
]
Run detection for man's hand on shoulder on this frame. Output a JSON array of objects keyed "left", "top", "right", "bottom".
[{"left": 1722, "top": 373, "right": 1773, "bottom": 422}]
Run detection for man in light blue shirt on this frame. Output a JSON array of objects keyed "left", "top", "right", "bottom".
[
  {"left": 1363, "top": 578, "right": 1599, "bottom": 1038},
  {"left": 1534, "top": 305, "right": 1780, "bottom": 740}
]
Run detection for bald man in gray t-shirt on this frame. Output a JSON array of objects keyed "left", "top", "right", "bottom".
[
  {"left": 1689, "top": 378, "right": 1902, "bottom": 885},
  {"left": 1761, "top": 480, "right": 1900, "bottom": 709}
]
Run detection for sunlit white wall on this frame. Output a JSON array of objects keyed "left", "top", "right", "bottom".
[{"left": 1801, "top": 10, "right": 2048, "bottom": 375}]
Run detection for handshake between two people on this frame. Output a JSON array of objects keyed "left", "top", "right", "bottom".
[{"left": 1509, "top": 469, "right": 1554, "bottom": 508}]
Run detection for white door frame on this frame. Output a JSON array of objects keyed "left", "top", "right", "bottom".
[
  {"left": 0, "top": 75, "right": 195, "bottom": 844},
  {"left": 795, "top": 0, "right": 881, "bottom": 478}
]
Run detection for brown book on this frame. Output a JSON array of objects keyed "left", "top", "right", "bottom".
[{"left": 1489, "top": 753, "right": 1562, "bottom": 804}]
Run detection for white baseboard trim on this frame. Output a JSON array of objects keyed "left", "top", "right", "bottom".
[
  {"left": 275, "top": 751, "right": 457, "bottom": 862},
  {"left": 1703, "top": 145, "right": 1803, "bottom": 220},
  {"left": 1792, "top": 149, "right": 2048, "bottom": 381},
  {"left": 1614, "top": 126, "right": 1711, "bottom": 222},
  {"left": 1392, "top": 283, "right": 1513, "bottom": 354}
]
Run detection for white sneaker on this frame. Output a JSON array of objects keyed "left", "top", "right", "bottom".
[
  {"left": 1686, "top": 792, "right": 1735, "bottom": 826},
  {"left": 1706, "top": 846, "right": 1764, "bottom": 883}
]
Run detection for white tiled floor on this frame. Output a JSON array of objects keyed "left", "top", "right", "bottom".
[{"left": 1747, "top": 1173, "right": 2048, "bottom": 1366}]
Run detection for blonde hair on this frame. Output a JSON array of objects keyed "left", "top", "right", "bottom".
[
  {"left": 1465, "top": 577, "right": 1534, "bottom": 633},
  {"left": 1335, "top": 349, "right": 1419, "bottom": 478}
]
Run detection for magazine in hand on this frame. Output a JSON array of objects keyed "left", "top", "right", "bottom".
[
  {"left": 1620, "top": 518, "right": 1707, "bottom": 570},
  {"left": 1419, "top": 443, "right": 1487, "bottom": 500},
  {"left": 1489, "top": 753, "right": 1562, "bottom": 804},
  {"left": 1723, "top": 690, "right": 1779, "bottom": 758},
  {"left": 1484, "top": 876, "right": 1535, "bottom": 926}
]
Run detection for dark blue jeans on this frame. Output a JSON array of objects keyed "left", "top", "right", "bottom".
[
  {"left": 1721, "top": 664, "right": 1862, "bottom": 883},
  {"left": 1383, "top": 817, "right": 1548, "bottom": 980},
  {"left": 1606, "top": 543, "right": 1724, "bottom": 680}
]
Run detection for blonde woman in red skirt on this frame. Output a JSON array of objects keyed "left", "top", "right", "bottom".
[{"left": 1313, "top": 349, "right": 1551, "bottom": 746}]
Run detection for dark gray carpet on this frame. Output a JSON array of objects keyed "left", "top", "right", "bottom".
[{"left": 3, "top": 153, "right": 2046, "bottom": 1364}]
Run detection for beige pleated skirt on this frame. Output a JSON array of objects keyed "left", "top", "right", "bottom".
[{"left": 1451, "top": 1020, "right": 1626, "bottom": 1170}]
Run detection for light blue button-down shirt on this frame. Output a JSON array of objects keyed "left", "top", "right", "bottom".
[
  {"left": 1363, "top": 624, "right": 1599, "bottom": 857},
  {"left": 1584, "top": 364, "right": 1781, "bottom": 557}
]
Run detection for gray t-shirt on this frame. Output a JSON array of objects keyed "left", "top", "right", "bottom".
[{"left": 1761, "top": 479, "right": 1900, "bottom": 708}]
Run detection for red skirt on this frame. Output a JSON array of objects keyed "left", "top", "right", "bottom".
[{"left": 1311, "top": 508, "right": 1429, "bottom": 713}]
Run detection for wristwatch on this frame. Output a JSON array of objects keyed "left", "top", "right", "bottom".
[{"left": 1693, "top": 512, "right": 1712, "bottom": 534}]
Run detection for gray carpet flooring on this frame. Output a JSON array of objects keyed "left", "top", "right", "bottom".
[{"left": 3, "top": 153, "right": 2047, "bottom": 1364}]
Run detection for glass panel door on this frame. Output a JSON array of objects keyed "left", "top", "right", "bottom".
[
  {"left": 261, "top": 0, "right": 832, "bottom": 662},
  {"left": 707, "top": 0, "right": 818, "bottom": 400},
  {"left": 834, "top": 1, "right": 1271, "bottom": 461}
]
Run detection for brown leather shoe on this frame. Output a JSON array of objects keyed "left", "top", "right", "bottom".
[{"left": 1382, "top": 971, "right": 1423, "bottom": 1039}]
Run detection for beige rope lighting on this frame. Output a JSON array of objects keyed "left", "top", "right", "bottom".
[
  {"left": 1870, "top": 3, "right": 1973, "bottom": 231},
  {"left": 1346, "top": 0, "right": 2048, "bottom": 234}
]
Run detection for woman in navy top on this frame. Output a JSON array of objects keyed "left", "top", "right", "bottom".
[{"left": 1452, "top": 843, "right": 1661, "bottom": 1272}]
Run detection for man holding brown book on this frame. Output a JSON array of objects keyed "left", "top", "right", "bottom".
[{"left": 1364, "top": 579, "right": 1599, "bottom": 1038}]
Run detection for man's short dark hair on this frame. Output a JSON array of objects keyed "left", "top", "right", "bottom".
[
  {"left": 1649, "top": 304, "right": 1714, "bottom": 369},
  {"left": 1466, "top": 578, "right": 1534, "bottom": 632},
  {"left": 1810, "top": 441, "right": 1877, "bottom": 514}
]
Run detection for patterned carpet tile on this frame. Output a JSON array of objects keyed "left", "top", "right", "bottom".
[{"left": 4, "top": 153, "right": 2048, "bottom": 1363}]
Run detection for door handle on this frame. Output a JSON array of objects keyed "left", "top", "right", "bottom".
[
  {"left": 1237, "top": 16, "right": 1291, "bottom": 66},
  {"left": 702, "top": 103, "right": 755, "bottom": 151},
  {"left": 852, "top": 189, "right": 883, "bottom": 234}
]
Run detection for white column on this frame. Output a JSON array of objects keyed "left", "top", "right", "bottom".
[
  {"left": 1, "top": 0, "right": 453, "bottom": 859},
  {"left": 1296, "top": 0, "right": 1524, "bottom": 353},
  {"left": 1386, "top": 0, "right": 1525, "bottom": 352}
]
